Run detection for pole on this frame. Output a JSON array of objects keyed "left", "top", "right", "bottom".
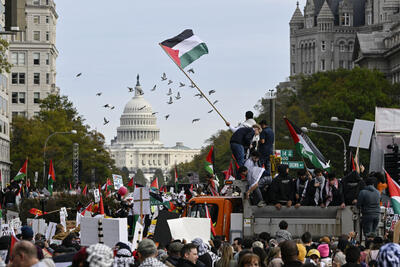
[
  {"left": 159, "top": 44, "right": 228, "bottom": 124},
  {"left": 272, "top": 98, "right": 276, "bottom": 152}
]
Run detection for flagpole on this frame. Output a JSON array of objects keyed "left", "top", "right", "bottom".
[{"left": 159, "top": 44, "right": 228, "bottom": 124}]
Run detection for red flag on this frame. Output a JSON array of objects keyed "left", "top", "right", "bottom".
[
  {"left": 127, "top": 177, "right": 134, "bottom": 187},
  {"left": 29, "top": 208, "right": 45, "bottom": 216},
  {"left": 190, "top": 184, "right": 194, "bottom": 192},
  {"left": 99, "top": 195, "right": 105, "bottom": 215},
  {"left": 48, "top": 160, "right": 55, "bottom": 182},
  {"left": 231, "top": 154, "right": 240, "bottom": 170},
  {"left": 223, "top": 161, "right": 234, "bottom": 180},
  {"left": 81, "top": 202, "right": 93, "bottom": 216},
  {"left": 150, "top": 178, "right": 159, "bottom": 189},
  {"left": 9, "top": 232, "right": 19, "bottom": 258},
  {"left": 69, "top": 181, "right": 72, "bottom": 190},
  {"left": 82, "top": 185, "right": 88, "bottom": 196},
  {"left": 205, "top": 204, "right": 216, "bottom": 236}
]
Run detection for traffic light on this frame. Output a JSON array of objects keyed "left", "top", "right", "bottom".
[{"left": 5, "top": 0, "right": 26, "bottom": 31}]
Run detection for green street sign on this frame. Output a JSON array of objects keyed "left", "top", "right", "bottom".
[
  {"left": 281, "top": 161, "right": 304, "bottom": 169},
  {"left": 281, "top": 150, "right": 293, "bottom": 158}
]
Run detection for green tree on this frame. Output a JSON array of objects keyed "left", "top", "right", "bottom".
[
  {"left": 135, "top": 169, "right": 147, "bottom": 186},
  {"left": 153, "top": 168, "right": 164, "bottom": 187},
  {"left": 0, "top": 40, "right": 11, "bottom": 73},
  {"left": 10, "top": 95, "right": 120, "bottom": 189}
]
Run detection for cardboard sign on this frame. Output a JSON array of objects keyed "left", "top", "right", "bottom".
[
  {"left": 60, "top": 207, "right": 68, "bottom": 232},
  {"left": 167, "top": 218, "right": 211, "bottom": 243},
  {"left": 45, "top": 222, "right": 57, "bottom": 241},
  {"left": 112, "top": 174, "right": 123, "bottom": 190},
  {"left": 27, "top": 219, "right": 47, "bottom": 236},
  {"left": 0, "top": 224, "right": 11, "bottom": 237},
  {"left": 349, "top": 119, "right": 375, "bottom": 149},
  {"left": 94, "top": 189, "right": 100, "bottom": 203},
  {"left": 10, "top": 218, "right": 21, "bottom": 234},
  {"left": 6, "top": 210, "right": 19, "bottom": 223},
  {"left": 133, "top": 187, "right": 150, "bottom": 215},
  {"left": 132, "top": 221, "right": 144, "bottom": 250}
]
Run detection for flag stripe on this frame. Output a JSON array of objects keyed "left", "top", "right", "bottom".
[
  {"left": 180, "top": 43, "right": 209, "bottom": 69},
  {"left": 160, "top": 29, "right": 194, "bottom": 48},
  {"left": 387, "top": 171, "right": 400, "bottom": 214},
  {"left": 171, "top": 35, "right": 204, "bottom": 57}
]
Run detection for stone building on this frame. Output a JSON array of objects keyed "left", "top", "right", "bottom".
[
  {"left": 9, "top": 0, "right": 58, "bottom": 118},
  {"left": 107, "top": 76, "right": 200, "bottom": 181}
]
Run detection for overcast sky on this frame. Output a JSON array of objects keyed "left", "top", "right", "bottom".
[{"left": 56, "top": 0, "right": 307, "bottom": 149}]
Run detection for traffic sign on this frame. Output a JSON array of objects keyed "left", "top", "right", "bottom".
[
  {"left": 281, "top": 150, "right": 293, "bottom": 157},
  {"left": 281, "top": 161, "right": 304, "bottom": 169}
]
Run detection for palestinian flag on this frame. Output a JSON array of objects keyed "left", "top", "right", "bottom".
[
  {"left": 81, "top": 202, "right": 93, "bottom": 216},
  {"left": 47, "top": 160, "right": 56, "bottom": 195},
  {"left": 160, "top": 29, "right": 209, "bottom": 69},
  {"left": 102, "top": 179, "right": 113, "bottom": 193},
  {"left": 14, "top": 159, "right": 28, "bottom": 181},
  {"left": 82, "top": 185, "right": 88, "bottom": 196},
  {"left": 223, "top": 161, "right": 234, "bottom": 180},
  {"left": 386, "top": 171, "right": 400, "bottom": 214},
  {"left": 205, "top": 204, "right": 216, "bottom": 237},
  {"left": 127, "top": 177, "right": 134, "bottom": 187},
  {"left": 205, "top": 146, "right": 215, "bottom": 175},
  {"left": 284, "top": 118, "right": 330, "bottom": 170},
  {"left": 150, "top": 178, "right": 159, "bottom": 190}
]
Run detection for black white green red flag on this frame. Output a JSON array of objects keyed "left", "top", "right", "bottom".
[
  {"left": 47, "top": 160, "right": 56, "bottom": 195},
  {"left": 14, "top": 159, "right": 28, "bottom": 181},
  {"left": 205, "top": 146, "right": 214, "bottom": 174},
  {"left": 386, "top": 171, "right": 400, "bottom": 214},
  {"left": 284, "top": 118, "right": 330, "bottom": 170},
  {"left": 160, "top": 29, "right": 209, "bottom": 69}
]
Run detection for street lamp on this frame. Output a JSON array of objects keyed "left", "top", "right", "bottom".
[
  {"left": 311, "top": 122, "right": 352, "bottom": 132},
  {"left": 301, "top": 127, "right": 347, "bottom": 173},
  {"left": 330, "top": 117, "right": 354, "bottom": 124},
  {"left": 43, "top": 130, "right": 77, "bottom": 186}
]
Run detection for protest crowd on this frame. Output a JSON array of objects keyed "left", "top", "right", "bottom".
[{"left": 0, "top": 110, "right": 398, "bottom": 267}]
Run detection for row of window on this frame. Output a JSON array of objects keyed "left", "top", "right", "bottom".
[
  {"left": 305, "top": 12, "right": 352, "bottom": 28},
  {"left": 0, "top": 120, "right": 8, "bottom": 136},
  {"left": 32, "top": 0, "right": 51, "bottom": 5},
  {"left": 292, "top": 40, "right": 354, "bottom": 54},
  {"left": 291, "top": 60, "right": 353, "bottom": 74},
  {"left": 11, "top": 92, "right": 40, "bottom": 104},
  {"left": 12, "top": 72, "right": 51, "bottom": 85},
  {"left": 33, "top": 31, "right": 51, "bottom": 42},
  {"left": 121, "top": 119, "right": 156, "bottom": 126},
  {"left": 11, "top": 52, "right": 51, "bottom": 66},
  {"left": 33, "top": 15, "right": 51, "bottom": 24}
]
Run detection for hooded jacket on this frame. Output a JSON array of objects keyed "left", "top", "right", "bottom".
[
  {"left": 270, "top": 165, "right": 294, "bottom": 204},
  {"left": 357, "top": 185, "right": 380, "bottom": 216},
  {"left": 342, "top": 171, "right": 365, "bottom": 205}
]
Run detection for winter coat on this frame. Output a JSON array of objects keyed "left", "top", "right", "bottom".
[
  {"left": 270, "top": 165, "right": 294, "bottom": 204},
  {"left": 342, "top": 171, "right": 365, "bottom": 205},
  {"left": 357, "top": 185, "right": 380, "bottom": 216}
]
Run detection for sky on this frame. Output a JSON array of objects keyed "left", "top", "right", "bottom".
[{"left": 56, "top": 0, "right": 307, "bottom": 149}]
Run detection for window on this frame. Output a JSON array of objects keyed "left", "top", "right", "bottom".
[
  {"left": 33, "top": 73, "right": 40, "bottom": 85},
  {"left": 320, "top": 59, "right": 326, "bottom": 71},
  {"left": 349, "top": 42, "right": 354, "bottom": 52},
  {"left": 46, "top": 53, "right": 50, "bottom": 65},
  {"left": 11, "top": 93, "right": 17, "bottom": 103},
  {"left": 33, "top": 52, "right": 40, "bottom": 65},
  {"left": 291, "top": 45, "right": 295, "bottom": 55},
  {"left": 368, "top": 13, "right": 372, "bottom": 25},
  {"left": 11, "top": 53, "right": 17, "bottom": 65},
  {"left": 33, "top": 31, "right": 40, "bottom": 41},
  {"left": 331, "top": 60, "right": 334, "bottom": 70},
  {"left": 341, "top": 13, "right": 350, "bottom": 26},
  {"left": 46, "top": 16, "right": 49, "bottom": 24},
  {"left": 11, "top": 52, "right": 25, "bottom": 66},
  {"left": 46, "top": 73, "right": 50, "bottom": 84},
  {"left": 12, "top": 73, "right": 18, "bottom": 84},
  {"left": 339, "top": 41, "right": 345, "bottom": 52},
  {"left": 18, "top": 53, "right": 25, "bottom": 65},
  {"left": 321, "top": 40, "right": 326, "bottom": 52},
  {"left": 34, "top": 92, "right": 40, "bottom": 103},
  {"left": 331, "top": 41, "right": 334, "bottom": 52},
  {"left": 339, "top": 60, "right": 345, "bottom": 68},
  {"left": 18, "top": 92, "right": 25, "bottom": 104},
  {"left": 33, "top": 16, "right": 40, "bottom": 24},
  {"left": 188, "top": 203, "right": 219, "bottom": 224},
  {"left": 46, "top": 0, "right": 49, "bottom": 4},
  {"left": 46, "top": 32, "right": 49, "bottom": 41},
  {"left": 19, "top": 112, "right": 26, "bottom": 117},
  {"left": 291, "top": 63, "right": 296, "bottom": 74},
  {"left": 11, "top": 73, "right": 25, "bottom": 84},
  {"left": 33, "top": 0, "right": 40, "bottom": 5},
  {"left": 19, "top": 73, "right": 25, "bottom": 84}
]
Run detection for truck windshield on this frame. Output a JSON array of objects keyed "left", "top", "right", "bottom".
[{"left": 189, "top": 203, "right": 219, "bottom": 224}]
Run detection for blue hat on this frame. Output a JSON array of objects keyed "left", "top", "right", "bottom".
[{"left": 21, "top": 226, "right": 34, "bottom": 239}]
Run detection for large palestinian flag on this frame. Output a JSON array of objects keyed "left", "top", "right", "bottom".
[
  {"left": 47, "top": 160, "right": 56, "bottom": 195},
  {"left": 284, "top": 118, "right": 330, "bottom": 170},
  {"left": 14, "top": 159, "right": 28, "bottom": 181},
  {"left": 386, "top": 171, "right": 400, "bottom": 214},
  {"left": 160, "top": 29, "right": 209, "bottom": 69},
  {"left": 205, "top": 146, "right": 215, "bottom": 175}
]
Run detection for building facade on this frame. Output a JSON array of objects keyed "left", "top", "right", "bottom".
[
  {"left": 107, "top": 76, "right": 200, "bottom": 181},
  {"left": 9, "top": 0, "right": 58, "bottom": 119}
]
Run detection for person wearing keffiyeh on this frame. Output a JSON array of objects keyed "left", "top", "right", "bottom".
[
  {"left": 191, "top": 238, "right": 220, "bottom": 267},
  {"left": 377, "top": 243, "right": 400, "bottom": 267},
  {"left": 86, "top": 243, "right": 114, "bottom": 267},
  {"left": 322, "top": 173, "right": 345, "bottom": 208},
  {"left": 113, "top": 242, "right": 134, "bottom": 267}
]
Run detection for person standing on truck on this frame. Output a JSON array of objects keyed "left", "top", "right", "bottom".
[
  {"left": 270, "top": 164, "right": 294, "bottom": 210},
  {"left": 226, "top": 111, "right": 257, "bottom": 166},
  {"left": 293, "top": 170, "right": 310, "bottom": 206},
  {"left": 258, "top": 120, "right": 274, "bottom": 175},
  {"left": 322, "top": 173, "right": 345, "bottom": 208},
  {"left": 244, "top": 151, "right": 272, "bottom": 207},
  {"left": 342, "top": 163, "right": 366, "bottom": 206},
  {"left": 300, "top": 169, "right": 326, "bottom": 207},
  {"left": 357, "top": 176, "right": 380, "bottom": 237}
]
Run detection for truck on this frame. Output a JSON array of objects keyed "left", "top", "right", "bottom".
[{"left": 183, "top": 180, "right": 362, "bottom": 241}]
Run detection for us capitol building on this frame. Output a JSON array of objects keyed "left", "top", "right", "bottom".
[{"left": 107, "top": 76, "right": 200, "bottom": 180}]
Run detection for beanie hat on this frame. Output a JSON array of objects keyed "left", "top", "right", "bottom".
[
  {"left": 21, "top": 226, "right": 34, "bottom": 239},
  {"left": 317, "top": 243, "right": 330, "bottom": 258},
  {"left": 297, "top": 243, "right": 306, "bottom": 262}
]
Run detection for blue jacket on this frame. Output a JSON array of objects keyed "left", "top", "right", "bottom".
[{"left": 357, "top": 185, "right": 380, "bottom": 216}]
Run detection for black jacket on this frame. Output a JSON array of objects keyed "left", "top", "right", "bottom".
[
  {"left": 270, "top": 165, "right": 294, "bottom": 204},
  {"left": 230, "top": 127, "right": 253, "bottom": 147},
  {"left": 342, "top": 171, "right": 365, "bottom": 205},
  {"left": 282, "top": 260, "right": 303, "bottom": 267},
  {"left": 165, "top": 256, "right": 180, "bottom": 266},
  {"left": 323, "top": 181, "right": 345, "bottom": 206},
  {"left": 177, "top": 258, "right": 205, "bottom": 267},
  {"left": 301, "top": 177, "right": 325, "bottom": 206}
]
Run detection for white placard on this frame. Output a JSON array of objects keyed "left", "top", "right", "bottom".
[
  {"left": 112, "top": 174, "right": 123, "bottom": 190},
  {"left": 0, "top": 224, "right": 11, "bottom": 237},
  {"left": 27, "top": 219, "right": 47, "bottom": 236},
  {"left": 80, "top": 217, "right": 100, "bottom": 245},
  {"left": 6, "top": 210, "right": 19, "bottom": 223},
  {"left": 60, "top": 207, "right": 67, "bottom": 232},
  {"left": 133, "top": 187, "right": 150, "bottom": 215},
  {"left": 349, "top": 119, "right": 375, "bottom": 149},
  {"left": 93, "top": 189, "right": 100, "bottom": 203},
  {"left": 10, "top": 218, "right": 21, "bottom": 234},
  {"left": 167, "top": 218, "right": 211, "bottom": 243},
  {"left": 132, "top": 221, "right": 144, "bottom": 250},
  {"left": 376, "top": 107, "right": 400, "bottom": 133},
  {"left": 45, "top": 222, "right": 57, "bottom": 241}
]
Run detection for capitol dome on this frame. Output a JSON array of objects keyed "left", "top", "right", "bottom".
[{"left": 115, "top": 75, "right": 163, "bottom": 148}]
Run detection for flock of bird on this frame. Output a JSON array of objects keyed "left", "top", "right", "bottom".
[{"left": 75, "top": 68, "right": 219, "bottom": 125}]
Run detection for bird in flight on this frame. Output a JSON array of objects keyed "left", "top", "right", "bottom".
[
  {"left": 208, "top": 90, "right": 216, "bottom": 95},
  {"left": 208, "top": 110, "right": 214, "bottom": 113},
  {"left": 103, "top": 104, "right": 110, "bottom": 108},
  {"left": 76, "top": 73, "right": 82, "bottom": 77},
  {"left": 165, "top": 114, "right": 170, "bottom": 120},
  {"left": 194, "top": 93, "right": 203, "bottom": 99},
  {"left": 175, "top": 92, "right": 181, "bottom": 100},
  {"left": 179, "top": 82, "right": 185, "bottom": 87},
  {"left": 188, "top": 68, "right": 195, "bottom": 74},
  {"left": 128, "top": 87, "right": 134, "bottom": 92},
  {"left": 110, "top": 106, "right": 115, "bottom": 110},
  {"left": 167, "top": 97, "right": 173, "bottom": 104},
  {"left": 152, "top": 112, "right": 158, "bottom": 115},
  {"left": 167, "top": 88, "right": 173, "bottom": 96},
  {"left": 151, "top": 85, "right": 156, "bottom": 91},
  {"left": 189, "top": 83, "right": 195, "bottom": 88},
  {"left": 137, "top": 88, "right": 144, "bottom": 95},
  {"left": 168, "top": 80, "right": 173, "bottom": 85},
  {"left": 103, "top": 118, "right": 109, "bottom": 125},
  {"left": 138, "top": 105, "right": 146, "bottom": 110},
  {"left": 161, "top": 73, "right": 167, "bottom": 81},
  {"left": 213, "top": 100, "right": 218, "bottom": 105},
  {"left": 192, "top": 118, "right": 200, "bottom": 123},
  {"left": 96, "top": 92, "right": 102, "bottom": 96}
]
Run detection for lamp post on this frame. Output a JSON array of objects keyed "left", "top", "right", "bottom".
[
  {"left": 330, "top": 117, "right": 354, "bottom": 124},
  {"left": 310, "top": 122, "right": 352, "bottom": 132},
  {"left": 301, "top": 127, "right": 347, "bottom": 173},
  {"left": 266, "top": 89, "right": 277, "bottom": 151},
  {"left": 43, "top": 130, "right": 77, "bottom": 186}
]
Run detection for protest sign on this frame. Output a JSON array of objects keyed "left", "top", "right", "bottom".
[
  {"left": 93, "top": 189, "right": 100, "bottom": 203},
  {"left": 349, "top": 119, "right": 375, "bottom": 149},
  {"left": 45, "top": 222, "right": 57, "bottom": 241},
  {"left": 133, "top": 187, "right": 150, "bottom": 216},
  {"left": 167, "top": 218, "right": 211, "bottom": 243},
  {"left": 0, "top": 224, "right": 11, "bottom": 237},
  {"left": 132, "top": 221, "right": 144, "bottom": 250},
  {"left": 112, "top": 174, "right": 123, "bottom": 190},
  {"left": 27, "top": 219, "right": 47, "bottom": 236}
]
